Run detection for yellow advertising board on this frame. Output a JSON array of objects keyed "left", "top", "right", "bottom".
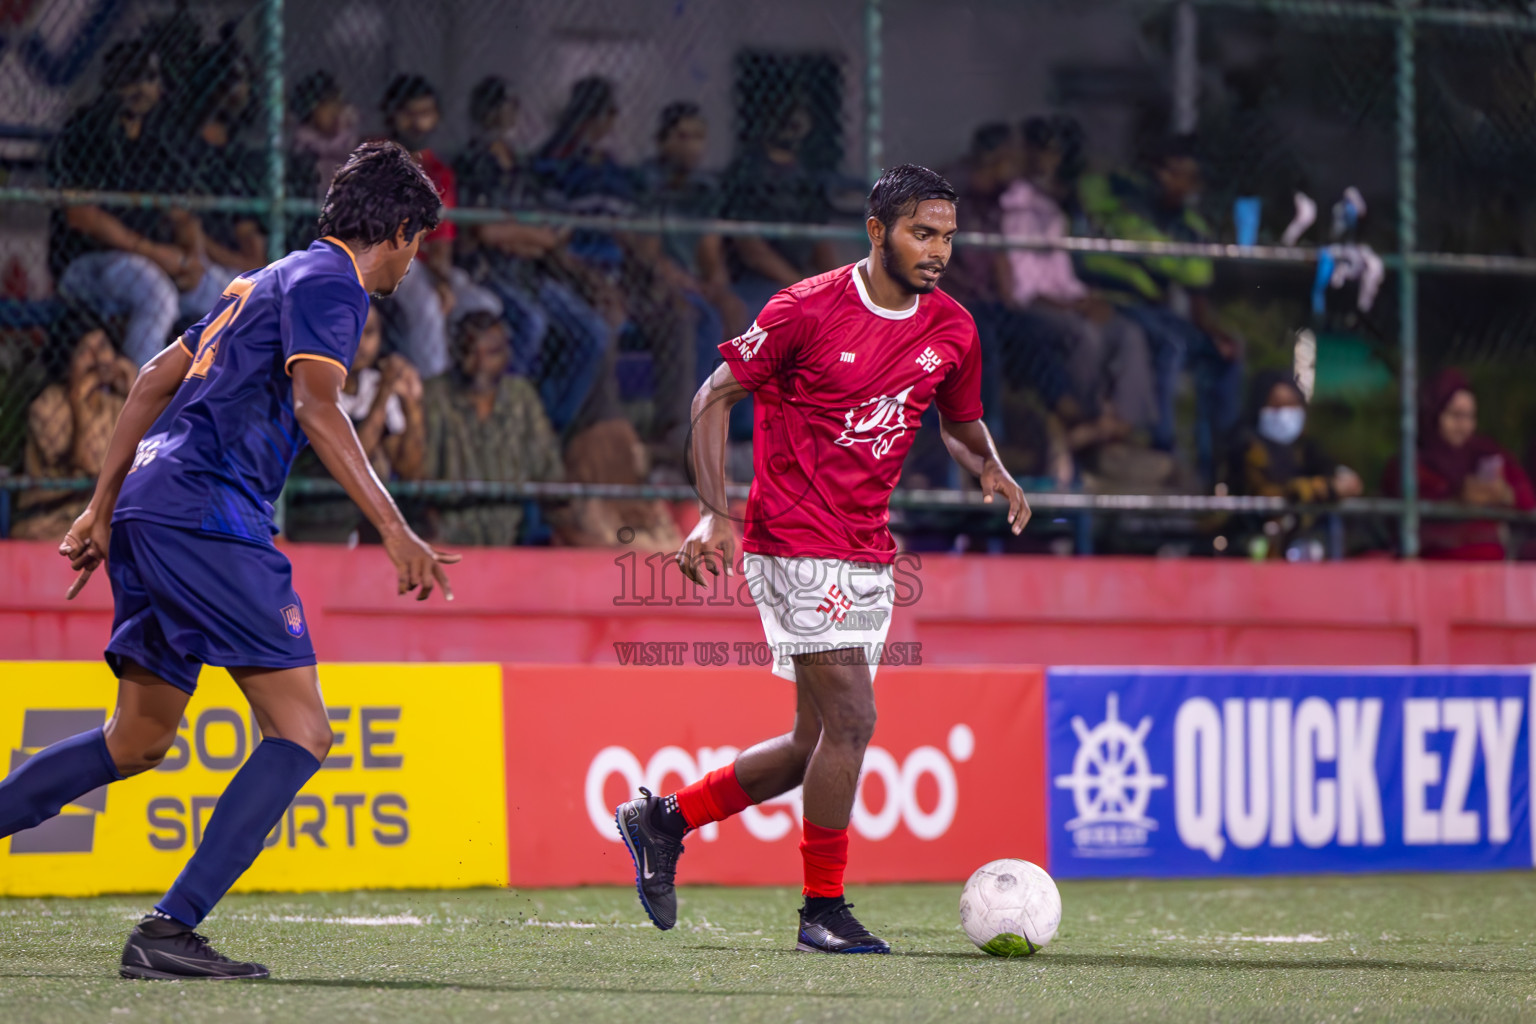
[{"left": 0, "top": 662, "right": 507, "bottom": 897}]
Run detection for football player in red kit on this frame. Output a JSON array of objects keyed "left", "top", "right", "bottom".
[{"left": 616, "top": 164, "right": 1030, "bottom": 953}]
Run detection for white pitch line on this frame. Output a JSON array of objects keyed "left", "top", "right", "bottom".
[{"left": 237, "top": 914, "right": 428, "bottom": 926}]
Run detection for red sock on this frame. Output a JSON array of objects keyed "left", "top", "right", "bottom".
[
  {"left": 800, "top": 819, "right": 849, "bottom": 898},
  {"left": 674, "top": 764, "right": 754, "bottom": 831}
]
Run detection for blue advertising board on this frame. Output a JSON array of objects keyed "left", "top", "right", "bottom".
[{"left": 1046, "top": 669, "right": 1533, "bottom": 878}]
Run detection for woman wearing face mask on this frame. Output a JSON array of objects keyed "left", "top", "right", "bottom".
[
  {"left": 1225, "top": 370, "right": 1361, "bottom": 558},
  {"left": 1383, "top": 368, "right": 1535, "bottom": 559}
]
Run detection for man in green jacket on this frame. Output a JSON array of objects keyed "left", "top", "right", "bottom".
[{"left": 1075, "top": 135, "right": 1244, "bottom": 486}]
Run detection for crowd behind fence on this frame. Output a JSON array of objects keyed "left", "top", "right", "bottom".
[{"left": 4, "top": 0, "right": 1536, "bottom": 561}]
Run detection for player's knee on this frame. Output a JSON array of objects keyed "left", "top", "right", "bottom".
[
  {"left": 104, "top": 726, "right": 175, "bottom": 777},
  {"left": 791, "top": 724, "right": 821, "bottom": 762},
  {"left": 286, "top": 718, "right": 333, "bottom": 763},
  {"left": 822, "top": 704, "right": 877, "bottom": 750}
]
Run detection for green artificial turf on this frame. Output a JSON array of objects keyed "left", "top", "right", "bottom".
[{"left": 2, "top": 873, "right": 1534, "bottom": 1022}]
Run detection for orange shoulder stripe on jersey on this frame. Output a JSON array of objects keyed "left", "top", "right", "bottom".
[
  {"left": 285, "top": 352, "right": 349, "bottom": 378},
  {"left": 321, "top": 235, "right": 366, "bottom": 288},
  {"left": 177, "top": 333, "right": 194, "bottom": 355}
]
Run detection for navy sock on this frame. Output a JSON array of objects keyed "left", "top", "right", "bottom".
[
  {"left": 156, "top": 737, "right": 320, "bottom": 927},
  {"left": 0, "top": 729, "right": 123, "bottom": 838}
]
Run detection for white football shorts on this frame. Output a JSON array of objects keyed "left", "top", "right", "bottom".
[{"left": 741, "top": 553, "right": 896, "bottom": 682}]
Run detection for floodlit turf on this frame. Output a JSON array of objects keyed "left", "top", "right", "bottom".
[{"left": 3, "top": 873, "right": 1534, "bottom": 1022}]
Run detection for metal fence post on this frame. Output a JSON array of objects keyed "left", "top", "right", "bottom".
[
  {"left": 264, "top": 0, "right": 287, "bottom": 264},
  {"left": 865, "top": 0, "right": 883, "bottom": 187},
  {"left": 266, "top": 0, "right": 287, "bottom": 535},
  {"left": 1395, "top": 0, "right": 1419, "bottom": 558}
]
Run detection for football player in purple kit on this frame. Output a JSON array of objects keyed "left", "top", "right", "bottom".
[{"left": 0, "top": 141, "right": 455, "bottom": 980}]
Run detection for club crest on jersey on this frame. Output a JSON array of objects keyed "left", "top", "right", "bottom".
[
  {"left": 732, "top": 321, "right": 768, "bottom": 362},
  {"left": 836, "top": 385, "right": 914, "bottom": 460},
  {"left": 280, "top": 604, "right": 305, "bottom": 638}
]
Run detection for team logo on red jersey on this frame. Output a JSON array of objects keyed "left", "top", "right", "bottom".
[
  {"left": 732, "top": 321, "right": 768, "bottom": 362},
  {"left": 836, "top": 385, "right": 914, "bottom": 459}
]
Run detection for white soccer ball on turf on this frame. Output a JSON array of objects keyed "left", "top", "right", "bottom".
[{"left": 959, "top": 858, "right": 1061, "bottom": 957}]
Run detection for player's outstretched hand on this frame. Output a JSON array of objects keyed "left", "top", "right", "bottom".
[
  {"left": 59, "top": 505, "right": 110, "bottom": 600},
  {"left": 677, "top": 512, "right": 737, "bottom": 586},
  {"left": 981, "top": 458, "right": 1031, "bottom": 535},
  {"left": 384, "top": 527, "right": 461, "bottom": 602}
]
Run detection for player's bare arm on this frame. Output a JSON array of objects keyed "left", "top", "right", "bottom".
[
  {"left": 291, "top": 358, "right": 458, "bottom": 601},
  {"left": 677, "top": 361, "right": 748, "bottom": 585},
  {"left": 940, "top": 414, "right": 1030, "bottom": 535},
  {"left": 60, "top": 338, "right": 194, "bottom": 598}
]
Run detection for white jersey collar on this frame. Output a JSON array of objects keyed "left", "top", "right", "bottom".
[{"left": 851, "top": 260, "right": 920, "bottom": 321}]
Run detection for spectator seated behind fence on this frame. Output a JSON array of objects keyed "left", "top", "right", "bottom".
[
  {"left": 376, "top": 73, "right": 503, "bottom": 380},
  {"left": 941, "top": 122, "right": 1086, "bottom": 483},
  {"left": 422, "top": 310, "right": 564, "bottom": 546},
  {"left": 47, "top": 41, "right": 236, "bottom": 366},
  {"left": 287, "top": 70, "right": 361, "bottom": 249},
  {"left": 533, "top": 76, "right": 699, "bottom": 468},
  {"left": 180, "top": 30, "right": 268, "bottom": 275},
  {"left": 284, "top": 302, "right": 426, "bottom": 543},
  {"left": 289, "top": 70, "right": 361, "bottom": 204},
  {"left": 452, "top": 75, "right": 616, "bottom": 437},
  {"left": 1076, "top": 133, "right": 1244, "bottom": 487},
  {"left": 720, "top": 97, "right": 839, "bottom": 318},
  {"left": 12, "top": 318, "right": 135, "bottom": 540},
  {"left": 1224, "top": 370, "right": 1362, "bottom": 559},
  {"left": 1000, "top": 117, "right": 1158, "bottom": 458},
  {"left": 638, "top": 101, "right": 748, "bottom": 385},
  {"left": 1383, "top": 368, "right": 1536, "bottom": 560}
]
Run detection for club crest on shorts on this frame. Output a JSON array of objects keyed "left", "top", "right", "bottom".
[{"left": 280, "top": 604, "right": 305, "bottom": 638}]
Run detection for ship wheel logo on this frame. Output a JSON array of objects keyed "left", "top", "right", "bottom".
[{"left": 1055, "top": 693, "right": 1167, "bottom": 832}]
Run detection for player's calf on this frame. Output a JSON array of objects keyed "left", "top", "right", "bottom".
[{"left": 0, "top": 728, "right": 125, "bottom": 839}]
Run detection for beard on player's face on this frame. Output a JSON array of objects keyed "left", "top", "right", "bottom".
[{"left": 880, "top": 234, "right": 944, "bottom": 295}]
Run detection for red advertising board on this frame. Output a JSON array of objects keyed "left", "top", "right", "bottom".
[{"left": 502, "top": 665, "right": 1046, "bottom": 887}]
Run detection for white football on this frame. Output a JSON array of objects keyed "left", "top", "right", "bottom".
[{"left": 959, "top": 858, "right": 1062, "bottom": 956}]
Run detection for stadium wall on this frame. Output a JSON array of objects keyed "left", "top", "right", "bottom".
[
  {"left": 6, "top": 543, "right": 1536, "bottom": 892},
  {"left": 8, "top": 541, "right": 1536, "bottom": 666}
]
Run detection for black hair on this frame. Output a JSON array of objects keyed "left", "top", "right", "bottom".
[
  {"left": 43, "top": 303, "right": 115, "bottom": 381},
  {"left": 1021, "top": 116, "right": 1055, "bottom": 150},
  {"left": 969, "top": 121, "right": 1014, "bottom": 157},
  {"left": 657, "top": 100, "right": 702, "bottom": 143},
  {"left": 316, "top": 140, "right": 442, "bottom": 246},
  {"left": 1247, "top": 368, "right": 1305, "bottom": 427},
  {"left": 867, "top": 163, "right": 958, "bottom": 231},
  {"left": 1050, "top": 114, "right": 1088, "bottom": 183},
  {"left": 451, "top": 310, "right": 507, "bottom": 366},
  {"left": 1153, "top": 132, "right": 1200, "bottom": 168},
  {"left": 292, "top": 69, "right": 340, "bottom": 125},
  {"left": 539, "top": 75, "right": 617, "bottom": 160},
  {"left": 469, "top": 75, "right": 513, "bottom": 128},
  {"left": 183, "top": 24, "right": 253, "bottom": 128},
  {"left": 102, "top": 41, "right": 159, "bottom": 89},
  {"left": 381, "top": 73, "right": 439, "bottom": 119}
]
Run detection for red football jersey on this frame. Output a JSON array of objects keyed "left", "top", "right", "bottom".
[{"left": 717, "top": 261, "right": 984, "bottom": 564}]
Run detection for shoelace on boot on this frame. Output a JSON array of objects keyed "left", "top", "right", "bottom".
[{"left": 819, "top": 902, "right": 878, "bottom": 942}]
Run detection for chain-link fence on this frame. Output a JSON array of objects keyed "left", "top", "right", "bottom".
[{"left": 3, "top": 0, "right": 1536, "bottom": 558}]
